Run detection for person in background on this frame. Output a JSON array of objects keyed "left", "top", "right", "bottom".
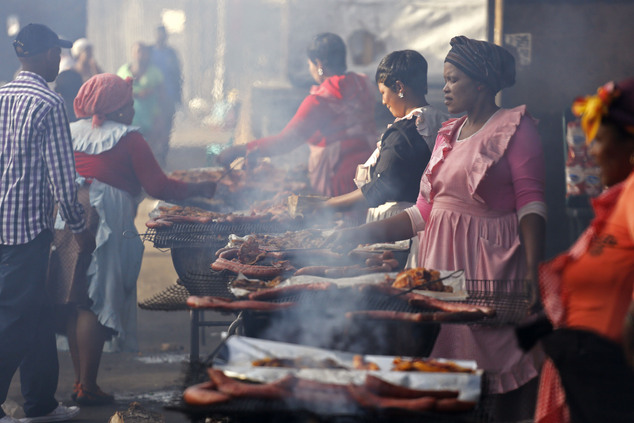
[
  {"left": 117, "top": 42, "right": 167, "bottom": 166},
  {"left": 324, "top": 49, "right": 448, "bottom": 266},
  {"left": 71, "top": 38, "right": 102, "bottom": 83},
  {"left": 325, "top": 51, "right": 446, "bottom": 221},
  {"left": 0, "top": 23, "right": 93, "bottom": 423},
  {"left": 327, "top": 36, "right": 546, "bottom": 421},
  {"left": 46, "top": 73, "right": 216, "bottom": 406},
  {"left": 218, "top": 33, "right": 376, "bottom": 197},
  {"left": 58, "top": 46, "right": 74, "bottom": 72},
  {"left": 150, "top": 25, "right": 182, "bottom": 153},
  {"left": 54, "top": 69, "right": 84, "bottom": 122},
  {"left": 530, "top": 78, "right": 634, "bottom": 423}
]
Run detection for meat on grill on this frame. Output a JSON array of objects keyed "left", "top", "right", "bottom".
[
  {"left": 346, "top": 385, "right": 437, "bottom": 412},
  {"left": 182, "top": 380, "right": 231, "bottom": 405},
  {"left": 211, "top": 257, "right": 289, "bottom": 278},
  {"left": 207, "top": 368, "right": 292, "bottom": 399},
  {"left": 247, "top": 281, "right": 336, "bottom": 301},
  {"left": 356, "top": 283, "right": 496, "bottom": 316},
  {"left": 186, "top": 295, "right": 296, "bottom": 312},
  {"left": 184, "top": 369, "right": 477, "bottom": 414},
  {"left": 345, "top": 309, "right": 489, "bottom": 323}
]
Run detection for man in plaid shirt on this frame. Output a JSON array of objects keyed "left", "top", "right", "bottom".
[{"left": 0, "top": 24, "right": 94, "bottom": 423}]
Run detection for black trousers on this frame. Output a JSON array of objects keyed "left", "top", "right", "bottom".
[
  {"left": 541, "top": 328, "right": 634, "bottom": 423},
  {"left": 0, "top": 230, "right": 58, "bottom": 418}
]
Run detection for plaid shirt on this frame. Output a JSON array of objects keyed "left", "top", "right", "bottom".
[{"left": 0, "top": 71, "right": 85, "bottom": 245}]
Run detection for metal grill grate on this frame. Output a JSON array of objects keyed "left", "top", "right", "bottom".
[
  {"left": 169, "top": 277, "right": 532, "bottom": 327},
  {"left": 142, "top": 220, "right": 307, "bottom": 248},
  {"left": 137, "top": 283, "right": 191, "bottom": 311},
  {"left": 180, "top": 270, "right": 236, "bottom": 298},
  {"left": 257, "top": 279, "right": 532, "bottom": 327}
]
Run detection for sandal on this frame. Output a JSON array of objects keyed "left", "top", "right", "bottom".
[
  {"left": 75, "top": 384, "right": 115, "bottom": 406},
  {"left": 71, "top": 381, "right": 80, "bottom": 401}
]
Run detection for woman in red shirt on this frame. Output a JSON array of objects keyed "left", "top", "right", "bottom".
[
  {"left": 47, "top": 74, "right": 215, "bottom": 405},
  {"left": 531, "top": 78, "right": 634, "bottom": 423},
  {"left": 219, "top": 33, "right": 376, "bottom": 197}
]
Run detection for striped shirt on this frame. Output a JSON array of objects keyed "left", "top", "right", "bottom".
[{"left": 0, "top": 71, "right": 85, "bottom": 245}]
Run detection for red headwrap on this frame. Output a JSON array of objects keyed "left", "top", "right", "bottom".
[{"left": 74, "top": 73, "right": 133, "bottom": 128}]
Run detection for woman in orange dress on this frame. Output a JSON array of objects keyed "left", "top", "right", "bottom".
[{"left": 532, "top": 78, "right": 634, "bottom": 423}]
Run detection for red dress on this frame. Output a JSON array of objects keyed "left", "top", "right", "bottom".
[
  {"left": 247, "top": 73, "right": 376, "bottom": 196},
  {"left": 74, "top": 131, "right": 188, "bottom": 200}
]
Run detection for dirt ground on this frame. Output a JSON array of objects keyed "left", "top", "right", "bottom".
[{"left": 4, "top": 118, "right": 233, "bottom": 423}]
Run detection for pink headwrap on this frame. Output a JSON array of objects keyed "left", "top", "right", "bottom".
[{"left": 74, "top": 73, "right": 133, "bottom": 128}]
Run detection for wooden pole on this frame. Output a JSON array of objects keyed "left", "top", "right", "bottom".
[{"left": 494, "top": 0, "right": 504, "bottom": 105}]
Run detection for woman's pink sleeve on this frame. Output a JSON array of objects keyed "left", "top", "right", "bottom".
[
  {"left": 507, "top": 116, "right": 546, "bottom": 210},
  {"left": 404, "top": 188, "right": 433, "bottom": 233},
  {"left": 247, "top": 95, "right": 332, "bottom": 153}
]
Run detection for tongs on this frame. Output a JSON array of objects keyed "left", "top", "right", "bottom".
[
  {"left": 216, "top": 158, "right": 243, "bottom": 183},
  {"left": 390, "top": 269, "right": 465, "bottom": 297}
]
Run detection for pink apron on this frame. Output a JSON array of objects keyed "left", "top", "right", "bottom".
[{"left": 419, "top": 123, "right": 543, "bottom": 394}]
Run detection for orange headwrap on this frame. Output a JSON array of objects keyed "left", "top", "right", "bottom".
[
  {"left": 571, "top": 79, "right": 634, "bottom": 145},
  {"left": 74, "top": 73, "right": 133, "bottom": 128},
  {"left": 572, "top": 81, "right": 620, "bottom": 144}
]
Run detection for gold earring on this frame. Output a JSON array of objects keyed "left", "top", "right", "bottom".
[{"left": 398, "top": 92, "right": 404, "bottom": 98}]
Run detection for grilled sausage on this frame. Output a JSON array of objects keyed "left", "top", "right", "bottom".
[
  {"left": 345, "top": 310, "right": 434, "bottom": 323},
  {"left": 291, "top": 379, "right": 354, "bottom": 405},
  {"left": 211, "top": 257, "right": 285, "bottom": 278},
  {"left": 346, "top": 385, "right": 436, "bottom": 412},
  {"left": 145, "top": 218, "right": 174, "bottom": 228},
  {"left": 408, "top": 297, "right": 496, "bottom": 316},
  {"left": 182, "top": 380, "right": 231, "bottom": 405},
  {"left": 365, "top": 256, "right": 384, "bottom": 267},
  {"left": 207, "top": 368, "right": 291, "bottom": 399},
  {"left": 247, "top": 281, "right": 336, "bottom": 301},
  {"left": 293, "top": 266, "right": 330, "bottom": 276},
  {"left": 382, "top": 259, "right": 400, "bottom": 271},
  {"left": 346, "top": 309, "right": 489, "bottom": 323},
  {"left": 217, "top": 248, "right": 239, "bottom": 260},
  {"left": 357, "top": 283, "right": 495, "bottom": 317},
  {"left": 380, "top": 250, "right": 395, "bottom": 260},
  {"left": 186, "top": 295, "right": 296, "bottom": 312}
]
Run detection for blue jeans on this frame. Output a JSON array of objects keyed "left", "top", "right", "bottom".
[{"left": 0, "top": 230, "right": 58, "bottom": 418}]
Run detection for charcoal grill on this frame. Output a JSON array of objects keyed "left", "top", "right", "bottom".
[
  {"left": 166, "top": 396, "right": 483, "bottom": 423},
  {"left": 164, "top": 280, "right": 530, "bottom": 423},
  {"left": 168, "top": 335, "right": 492, "bottom": 423},
  {"left": 232, "top": 279, "right": 531, "bottom": 357}
]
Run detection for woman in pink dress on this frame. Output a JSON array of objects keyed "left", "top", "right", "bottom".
[{"left": 328, "top": 36, "right": 547, "bottom": 421}]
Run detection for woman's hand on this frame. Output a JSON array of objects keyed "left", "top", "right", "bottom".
[
  {"left": 188, "top": 181, "right": 217, "bottom": 198},
  {"left": 525, "top": 266, "right": 542, "bottom": 313},
  {"left": 217, "top": 144, "right": 247, "bottom": 168},
  {"left": 324, "top": 212, "right": 414, "bottom": 253},
  {"left": 323, "top": 227, "right": 364, "bottom": 253}
]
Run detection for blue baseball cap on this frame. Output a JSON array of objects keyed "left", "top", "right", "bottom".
[{"left": 13, "top": 23, "right": 73, "bottom": 57}]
